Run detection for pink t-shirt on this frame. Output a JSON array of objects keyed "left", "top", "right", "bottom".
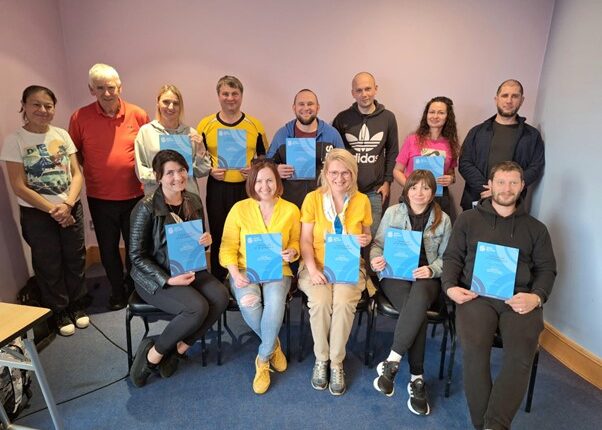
[{"left": 396, "top": 134, "right": 457, "bottom": 175}]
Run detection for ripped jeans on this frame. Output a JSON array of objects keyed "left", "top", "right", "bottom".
[{"left": 229, "top": 271, "right": 292, "bottom": 361}]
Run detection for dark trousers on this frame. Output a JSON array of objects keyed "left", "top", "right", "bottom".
[
  {"left": 20, "top": 203, "right": 86, "bottom": 312},
  {"left": 457, "top": 297, "right": 543, "bottom": 430},
  {"left": 206, "top": 176, "right": 246, "bottom": 281},
  {"left": 87, "top": 196, "right": 141, "bottom": 298},
  {"left": 380, "top": 278, "right": 440, "bottom": 375},
  {"left": 136, "top": 271, "right": 229, "bottom": 355}
]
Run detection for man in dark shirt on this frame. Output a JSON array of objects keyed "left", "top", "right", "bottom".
[{"left": 458, "top": 80, "right": 545, "bottom": 210}]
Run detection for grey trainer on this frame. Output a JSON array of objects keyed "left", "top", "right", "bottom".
[
  {"left": 329, "top": 366, "right": 346, "bottom": 396},
  {"left": 311, "top": 360, "right": 329, "bottom": 390}
]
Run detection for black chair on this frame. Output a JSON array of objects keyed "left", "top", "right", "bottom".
[
  {"left": 125, "top": 291, "right": 207, "bottom": 370},
  {"left": 446, "top": 326, "right": 539, "bottom": 411},
  {"left": 298, "top": 288, "right": 374, "bottom": 365},
  {"left": 216, "top": 282, "right": 295, "bottom": 365},
  {"left": 367, "top": 290, "right": 456, "bottom": 386}
]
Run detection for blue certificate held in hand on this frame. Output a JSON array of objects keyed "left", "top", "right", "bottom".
[
  {"left": 217, "top": 128, "right": 247, "bottom": 169},
  {"left": 471, "top": 241, "right": 519, "bottom": 300},
  {"left": 380, "top": 227, "right": 422, "bottom": 281},
  {"left": 324, "top": 234, "right": 360, "bottom": 284},
  {"left": 414, "top": 156, "right": 444, "bottom": 196},
  {"left": 165, "top": 220, "right": 207, "bottom": 276},
  {"left": 160, "top": 135, "right": 193, "bottom": 176},
  {"left": 286, "top": 138, "right": 316, "bottom": 179},
  {"left": 245, "top": 233, "right": 283, "bottom": 283}
]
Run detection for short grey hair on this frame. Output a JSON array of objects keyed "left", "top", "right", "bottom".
[{"left": 88, "top": 63, "right": 121, "bottom": 87}]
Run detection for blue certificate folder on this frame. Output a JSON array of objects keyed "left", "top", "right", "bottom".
[
  {"left": 165, "top": 220, "right": 207, "bottom": 276},
  {"left": 324, "top": 234, "right": 360, "bottom": 284},
  {"left": 160, "top": 135, "right": 193, "bottom": 176},
  {"left": 414, "top": 156, "right": 444, "bottom": 196},
  {"left": 245, "top": 233, "right": 283, "bottom": 283},
  {"left": 471, "top": 241, "right": 519, "bottom": 300},
  {"left": 380, "top": 228, "right": 422, "bottom": 281},
  {"left": 217, "top": 129, "right": 247, "bottom": 169},
  {"left": 286, "top": 138, "right": 316, "bottom": 179}
]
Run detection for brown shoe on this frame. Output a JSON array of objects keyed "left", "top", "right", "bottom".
[{"left": 269, "top": 338, "right": 287, "bottom": 372}]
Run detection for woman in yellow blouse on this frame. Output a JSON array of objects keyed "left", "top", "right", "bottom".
[
  {"left": 219, "top": 160, "right": 300, "bottom": 394},
  {"left": 299, "top": 148, "right": 372, "bottom": 396}
]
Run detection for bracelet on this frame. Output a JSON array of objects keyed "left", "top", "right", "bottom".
[{"left": 63, "top": 201, "right": 73, "bottom": 209}]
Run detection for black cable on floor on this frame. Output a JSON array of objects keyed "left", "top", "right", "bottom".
[{"left": 15, "top": 316, "right": 131, "bottom": 422}]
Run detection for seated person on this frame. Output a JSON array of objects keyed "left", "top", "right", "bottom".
[
  {"left": 128, "top": 149, "right": 229, "bottom": 387},
  {"left": 298, "top": 148, "right": 372, "bottom": 396},
  {"left": 220, "top": 160, "right": 300, "bottom": 394},
  {"left": 370, "top": 170, "right": 452, "bottom": 415}
]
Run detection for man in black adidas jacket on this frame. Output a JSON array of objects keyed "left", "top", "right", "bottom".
[
  {"left": 332, "top": 72, "right": 398, "bottom": 235},
  {"left": 442, "top": 161, "right": 556, "bottom": 430}
]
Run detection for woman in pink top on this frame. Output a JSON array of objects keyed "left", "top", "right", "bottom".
[{"left": 393, "top": 97, "right": 459, "bottom": 215}]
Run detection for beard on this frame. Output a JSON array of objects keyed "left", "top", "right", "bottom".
[
  {"left": 296, "top": 113, "right": 317, "bottom": 126},
  {"left": 497, "top": 105, "right": 520, "bottom": 118},
  {"left": 492, "top": 191, "right": 519, "bottom": 207}
]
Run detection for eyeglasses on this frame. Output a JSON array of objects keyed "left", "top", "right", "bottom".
[{"left": 327, "top": 170, "right": 351, "bottom": 179}]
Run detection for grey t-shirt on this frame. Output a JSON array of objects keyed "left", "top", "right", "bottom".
[{"left": 488, "top": 121, "right": 519, "bottom": 172}]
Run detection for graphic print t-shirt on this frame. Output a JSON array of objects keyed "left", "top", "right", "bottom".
[{"left": 0, "top": 126, "right": 77, "bottom": 207}]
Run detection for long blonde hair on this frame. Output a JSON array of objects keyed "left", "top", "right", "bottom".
[{"left": 156, "top": 84, "right": 185, "bottom": 124}]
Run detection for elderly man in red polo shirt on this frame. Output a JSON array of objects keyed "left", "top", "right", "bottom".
[{"left": 69, "top": 63, "right": 149, "bottom": 310}]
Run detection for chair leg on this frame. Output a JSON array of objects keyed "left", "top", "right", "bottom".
[
  {"left": 431, "top": 323, "right": 437, "bottom": 338},
  {"left": 285, "top": 302, "right": 291, "bottom": 360},
  {"left": 367, "top": 308, "right": 378, "bottom": 368},
  {"left": 438, "top": 322, "right": 448, "bottom": 380},
  {"left": 363, "top": 307, "right": 373, "bottom": 366},
  {"left": 201, "top": 335, "right": 207, "bottom": 367},
  {"left": 143, "top": 317, "right": 150, "bottom": 337},
  {"left": 126, "top": 309, "right": 134, "bottom": 370},
  {"left": 525, "top": 349, "right": 539, "bottom": 412},
  {"left": 298, "top": 302, "right": 306, "bottom": 362},
  {"left": 217, "top": 314, "right": 223, "bottom": 366},
  {"left": 445, "top": 321, "right": 457, "bottom": 397}
]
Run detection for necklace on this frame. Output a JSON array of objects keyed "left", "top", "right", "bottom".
[{"left": 166, "top": 202, "right": 183, "bottom": 220}]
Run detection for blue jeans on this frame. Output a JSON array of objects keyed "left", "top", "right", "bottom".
[
  {"left": 365, "top": 190, "right": 384, "bottom": 238},
  {"left": 229, "top": 272, "right": 292, "bottom": 361}
]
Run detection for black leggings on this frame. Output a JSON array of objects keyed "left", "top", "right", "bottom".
[
  {"left": 136, "top": 271, "right": 229, "bottom": 355},
  {"left": 380, "top": 278, "right": 440, "bottom": 375}
]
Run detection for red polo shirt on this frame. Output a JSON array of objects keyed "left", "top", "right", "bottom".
[{"left": 69, "top": 99, "right": 149, "bottom": 200}]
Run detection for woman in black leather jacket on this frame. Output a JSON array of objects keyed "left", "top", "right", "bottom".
[{"left": 128, "top": 149, "right": 229, "bottom": 387}]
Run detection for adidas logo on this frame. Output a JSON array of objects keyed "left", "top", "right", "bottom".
[{"left": 345, "top": 123, "right": 383, "bottom": 153}]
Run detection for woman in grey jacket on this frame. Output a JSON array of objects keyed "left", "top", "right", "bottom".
[
  {"left": 128, "top": 150, "right": 228, "bottom": 388},
  {"left": 370, "top": 170, "right": 451, "bottom": 416}
]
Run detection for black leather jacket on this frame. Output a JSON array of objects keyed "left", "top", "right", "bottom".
[{"left": 129, "top": 187, "right": 206, "bottom": 295}]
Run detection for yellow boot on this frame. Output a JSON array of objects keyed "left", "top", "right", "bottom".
[
  {"left": 270, "top": 338, "right": 288, "bottom": 372},
  {"left": 253, "top": 356, "right": 272, "bottom": 394}
]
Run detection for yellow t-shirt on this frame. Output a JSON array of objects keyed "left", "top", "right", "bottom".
[
  {"left": 300, "top": 189, "right": 372, "bottom": 268},
  {"left": 197, "top": 113, "right": 268, "bottom": 183},
  {"left": 219, "top": 197, "right": 300, "bottom": 277}
]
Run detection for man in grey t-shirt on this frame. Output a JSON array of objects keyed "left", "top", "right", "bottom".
[{"left": 458, "top": 79, "right": 545, "bottom": 210}]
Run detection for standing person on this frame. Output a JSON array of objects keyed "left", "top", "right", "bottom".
[
  {"left": 1, "top": 85, "right": 88, "bottom": 336},
  {"left": 332, "top": 72, "right": 399, "bottom": 236},
  {"left": 129, "top": 150, "right": 229, "bottom": 388},
  {"left": 197, "top": 75, "right": 268, "bottom": 282},
  {"left": 69, "top": 63, "right": 150, "bottom": 310},
  {"left": 443, "top": 161, "right": 556, "bottom": 430},
  {"left": 370, "top": 170, "right": 452, "bottom": 416},
  {"left": 135, "top": 84, "right": 210, "bottom": 195},
  {"left": 458, "top": 79, "right": 545, "bottom": 211},
  {"left": 393, "top": 96, "right": 459, "bottom": 215},
  {"left": 220, "top": 160, "right": 300, "bottom": 394},
  {"left": 267, "top": 89, "right": 344, "bottom": 208},
  {"left": 299, "top": 148, "right": 373, "bottom": 396}
]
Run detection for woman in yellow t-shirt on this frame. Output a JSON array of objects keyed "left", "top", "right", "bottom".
[
  {"left": 299, "top": 148, "right": 372, "bottom": 396},
  {"left": 220, "top": 160, "right": 300, "bottom": 394}
]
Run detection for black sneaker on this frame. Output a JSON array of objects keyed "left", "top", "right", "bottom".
[
  {"left": 109, "top": 294, "right": 127, "bottom": 311},
  {"left": 159, "top": 350, "right": 187, "bottom": 378},
  {"left": 55, "top": 311, "right": 75, "bottom": 336},
  {"left": 373, "top": 360, "right": 400, "bottom": 397},
  {"left": 130, "top": 338, "right": 157, "bottom": 387},
  {"left": 407, "top": 378, "right": 431, "bottom": 415}
]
